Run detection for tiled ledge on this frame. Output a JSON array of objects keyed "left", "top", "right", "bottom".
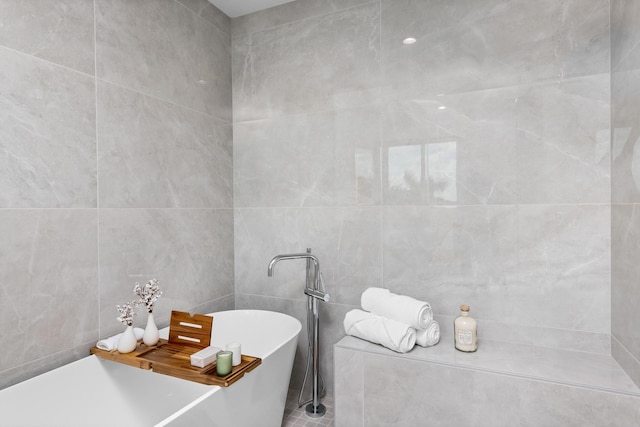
[
  {"left": 335, "top": 333, "right": 640, "bottom": 397},
  {"left": 613, "top": 336, "right": 640, "bottom": 391}
]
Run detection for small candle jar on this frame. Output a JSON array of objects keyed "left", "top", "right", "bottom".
[
  {"left": 226, "top": 342, "right": 242, "bottom": 367},
  {"left": 216, "top": 351, "right": 233, "bottom": 376}
]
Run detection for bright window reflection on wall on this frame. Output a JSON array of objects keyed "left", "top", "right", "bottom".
[
  {"left": 427, "top": 142, "right": 457, "bottom": 202},
  {"left": 387, "top": 141, "right": 457, "bottom": 203},
  {"left": 388, "top": 145, "right": 422, "bottom": 191}
]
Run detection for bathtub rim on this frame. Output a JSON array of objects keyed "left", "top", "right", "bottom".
[
  {"left": 0, "top": 309, "right": 303, "bottom": 427},
  {"left": 158, "top": 308, "right": 302, "bottom": 360}
]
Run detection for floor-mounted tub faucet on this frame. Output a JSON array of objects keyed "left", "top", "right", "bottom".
[{"left": 267, "top": 249, "right": 329, "bottom": 418}]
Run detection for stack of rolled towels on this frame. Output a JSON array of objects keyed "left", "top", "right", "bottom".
[{"left": 343, "top": 287, "right": 440, "bottom": 353}]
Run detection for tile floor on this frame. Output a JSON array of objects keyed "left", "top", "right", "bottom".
[{"left": 282, "top": 389, "right": 334, "bottom": 427}]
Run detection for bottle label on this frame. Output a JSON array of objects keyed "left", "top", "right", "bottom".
[{"left": 458, "top": 329, "right": 473, "bottom": 345}]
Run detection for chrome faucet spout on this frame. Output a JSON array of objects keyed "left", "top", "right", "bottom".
[{"left": 267, "top": 253, "right": 319, "bottom": 277}]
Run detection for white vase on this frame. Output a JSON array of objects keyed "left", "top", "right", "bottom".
[
  {"left": 117, "top": 324, "right": 138, "bottom": 354},
  {"left": 143, "top": 312, "right": 159, "bottom": 346}
]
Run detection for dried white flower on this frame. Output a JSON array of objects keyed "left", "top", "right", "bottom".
[
  {"left": 116, "top": 301, "right": 137, "bottom": 326},
  {"left": 134, "top": 279, "right": 163, "bottom": 313}
]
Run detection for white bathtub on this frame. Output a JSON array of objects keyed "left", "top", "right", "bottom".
[{"left": 0, "top": 309, "right": 301, "bottom": 427}]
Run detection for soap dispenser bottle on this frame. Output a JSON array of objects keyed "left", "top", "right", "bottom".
[{"left": 454, "top": 304, "right": 478, "bottom": 352}]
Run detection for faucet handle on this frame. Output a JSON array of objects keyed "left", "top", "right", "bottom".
[{"left": 304, "top": 288, "right": 330, "bottom": 302}]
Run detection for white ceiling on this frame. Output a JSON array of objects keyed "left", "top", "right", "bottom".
[{"left": 208, "top": 0, "right": 297, "bottom": 18}]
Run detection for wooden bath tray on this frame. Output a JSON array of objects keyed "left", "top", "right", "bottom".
[
  {"left": 138, "top": 342, "right": 261, "bottom": 386},
  {"left": 90, "top": 311, "right": 262, "bottom": 387}
]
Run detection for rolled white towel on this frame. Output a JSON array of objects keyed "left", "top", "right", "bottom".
[
  {"left": 96, "top": 328, "right": 144, "bottom": 351},
  {"left": 361, "top": 287, "right": 433, "bottom": 329},
  {"left": 415, "top": 320, "right": 440, "bottom": 347},
  {"left": 343, "top": 309, "right": 416, "bottom": 353}
]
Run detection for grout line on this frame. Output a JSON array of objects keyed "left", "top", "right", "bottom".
[
  {"left": 93, "top": 0, "right": 102, "bottom": 339},
  {"left": 173, "top": 0, "right": 232, "bottom": 39},
  {"left": 232, "top": 0, "right": 378, "bottom": 38},
  {"left": 282, "top": 389, "right": 335, "bottom": 426}
]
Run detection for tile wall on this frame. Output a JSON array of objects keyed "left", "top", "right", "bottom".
[
  {"left": 0, "top": 0, "right": 233, "bottom": 389},
  {"left": 3, "top": 0, "right": 639, "bottom": 400},
  {"left": 232, "top": 0, "right": 613, "bottom": 395},
  {"left": 611, "top": 0, "right": 640, "bottom": 388}
]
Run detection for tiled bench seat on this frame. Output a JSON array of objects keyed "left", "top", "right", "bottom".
[{"left": 334, "top": 333, "right": 640, "bottom": 426}]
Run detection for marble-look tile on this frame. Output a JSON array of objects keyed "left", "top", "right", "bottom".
[
  {"left": 234, "top": 107, "right": 381, "bottom": 207},
  {"left": 98, "top": 208, "right": 233, "bottom": 336},
  {"left": 478, "top": 317, "right": 610, "bottom": 355},
  {"left": 0, "top": 46, "right": 96, "bottom": 208},
  {"left": 0, "top": 0, "right": 236, "bottom": 389},
  {"left": 381, "top": 86, "right": 519, "bottom": 205},
  {"left": 96, "top": 0, "right": 231, "bottom": 121},
  {"left": 453, "top": 343, "right": 637, "bottom": 394},
  {"left": 230, "top": 0, "right": 618, "bottom": 384},
  {"left": 334, "top": 346, "right": 364, "bottom": 427},
  {"left": 97, "top": 82, "right": 232, "bottom": 208},
  {"left": 177, "top": 0, "right": 231, "bottom": 36},
  {"left": 383, "top": 204, "right": 610, "bottom": 335},
  {"left": 381, "top": 0, "right": 609, "bottom": 96},
  {"left": 516, "top": 75, "right": 610, "bottom": 204},
  {"left": 357, "top": 351, "right": 640, "bottom": 427},
  {"left": 517, "top": 205, "right": 610, "bottom": 333},
  {"left": 612, "top": 68, "right": 640, "bottom": 203},
  {"left": 231, "top": 0, "right": 374, "bottom": 37},
  {"left": 383, "top": 205, "right": 519, "bottom": 318},
  {"left": 380, "top": 66, "right": 609, "bottom": 208},
  {"left": 134, "top": 296, "right": 235, "bottom": 334},
  {"left": 612, "top": 336, "right": 640, "bottom": 389},
  {"left": 336, "top": 335, "right": 640, "bottom": 395},
  {"left": 191, "top": 294, "right": 235, "bottom": 318},
  {"left": 315, "top": 301, "right": 356, "bottom": 396},
  {"left": 388, "top": 75, "right": 613, "bottom": 205},
  {"left": 232, "top": 2, "right": 381, "bottom": 122},
  {"left": 611, "top": 204, "right": 640, "bottom": 359},
  {"left": 235, "top": 207, "right": 382, "bottom": 305},
  {"left": 611, "top": 0, "right": 640, "bottom": 387},
  {"left": 0, "top": 210, "right": 98, "bottom": 371},
  {"left": 0, "top": 0, "right": 95, "bottom": 75},
  {"left": 611, "top": 0, "right": 640, "bottom": 72}
]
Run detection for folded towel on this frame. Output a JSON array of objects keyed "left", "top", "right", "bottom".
[
  {"left": 415, "top": 320, "right": 440, "bottom": 347},
  {"left": 361, "top": 287, "right": 433, "bottom": 329},
  {"left": 96, "top": 328, "right": 144, "bottom": 351},
  {"left": 343, "top": 309, "right": 416, "bottom": 353}
]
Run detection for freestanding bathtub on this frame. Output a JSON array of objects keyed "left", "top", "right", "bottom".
[{"left": 0, "top": 309, "right": 301, "bottom": 427}]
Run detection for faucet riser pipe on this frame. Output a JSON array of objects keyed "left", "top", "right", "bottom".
[
  {"left": 267, "top": 250, "right": 327, "bottom": 418},
  {"left": 306, "top": 294, "right": 326, "bottom": 418}
]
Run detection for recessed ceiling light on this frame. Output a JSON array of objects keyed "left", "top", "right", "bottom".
[
  {"left": 403, "top": 37, "right": 417, "bottom": 45},
  {"left": 438, "top": 106, "right": 446, "bottom": 110}
]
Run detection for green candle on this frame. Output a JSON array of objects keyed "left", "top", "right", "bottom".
[{"left": 216, "top": 351, "right": 233, "bottom": 376}]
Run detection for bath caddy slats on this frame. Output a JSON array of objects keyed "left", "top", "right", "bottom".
[
  {"left": 167, "top": 310, "right": 213, "bottom": 349},
  {"left": 89, "top": 311, "right": 262, "bottom": 387}
]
